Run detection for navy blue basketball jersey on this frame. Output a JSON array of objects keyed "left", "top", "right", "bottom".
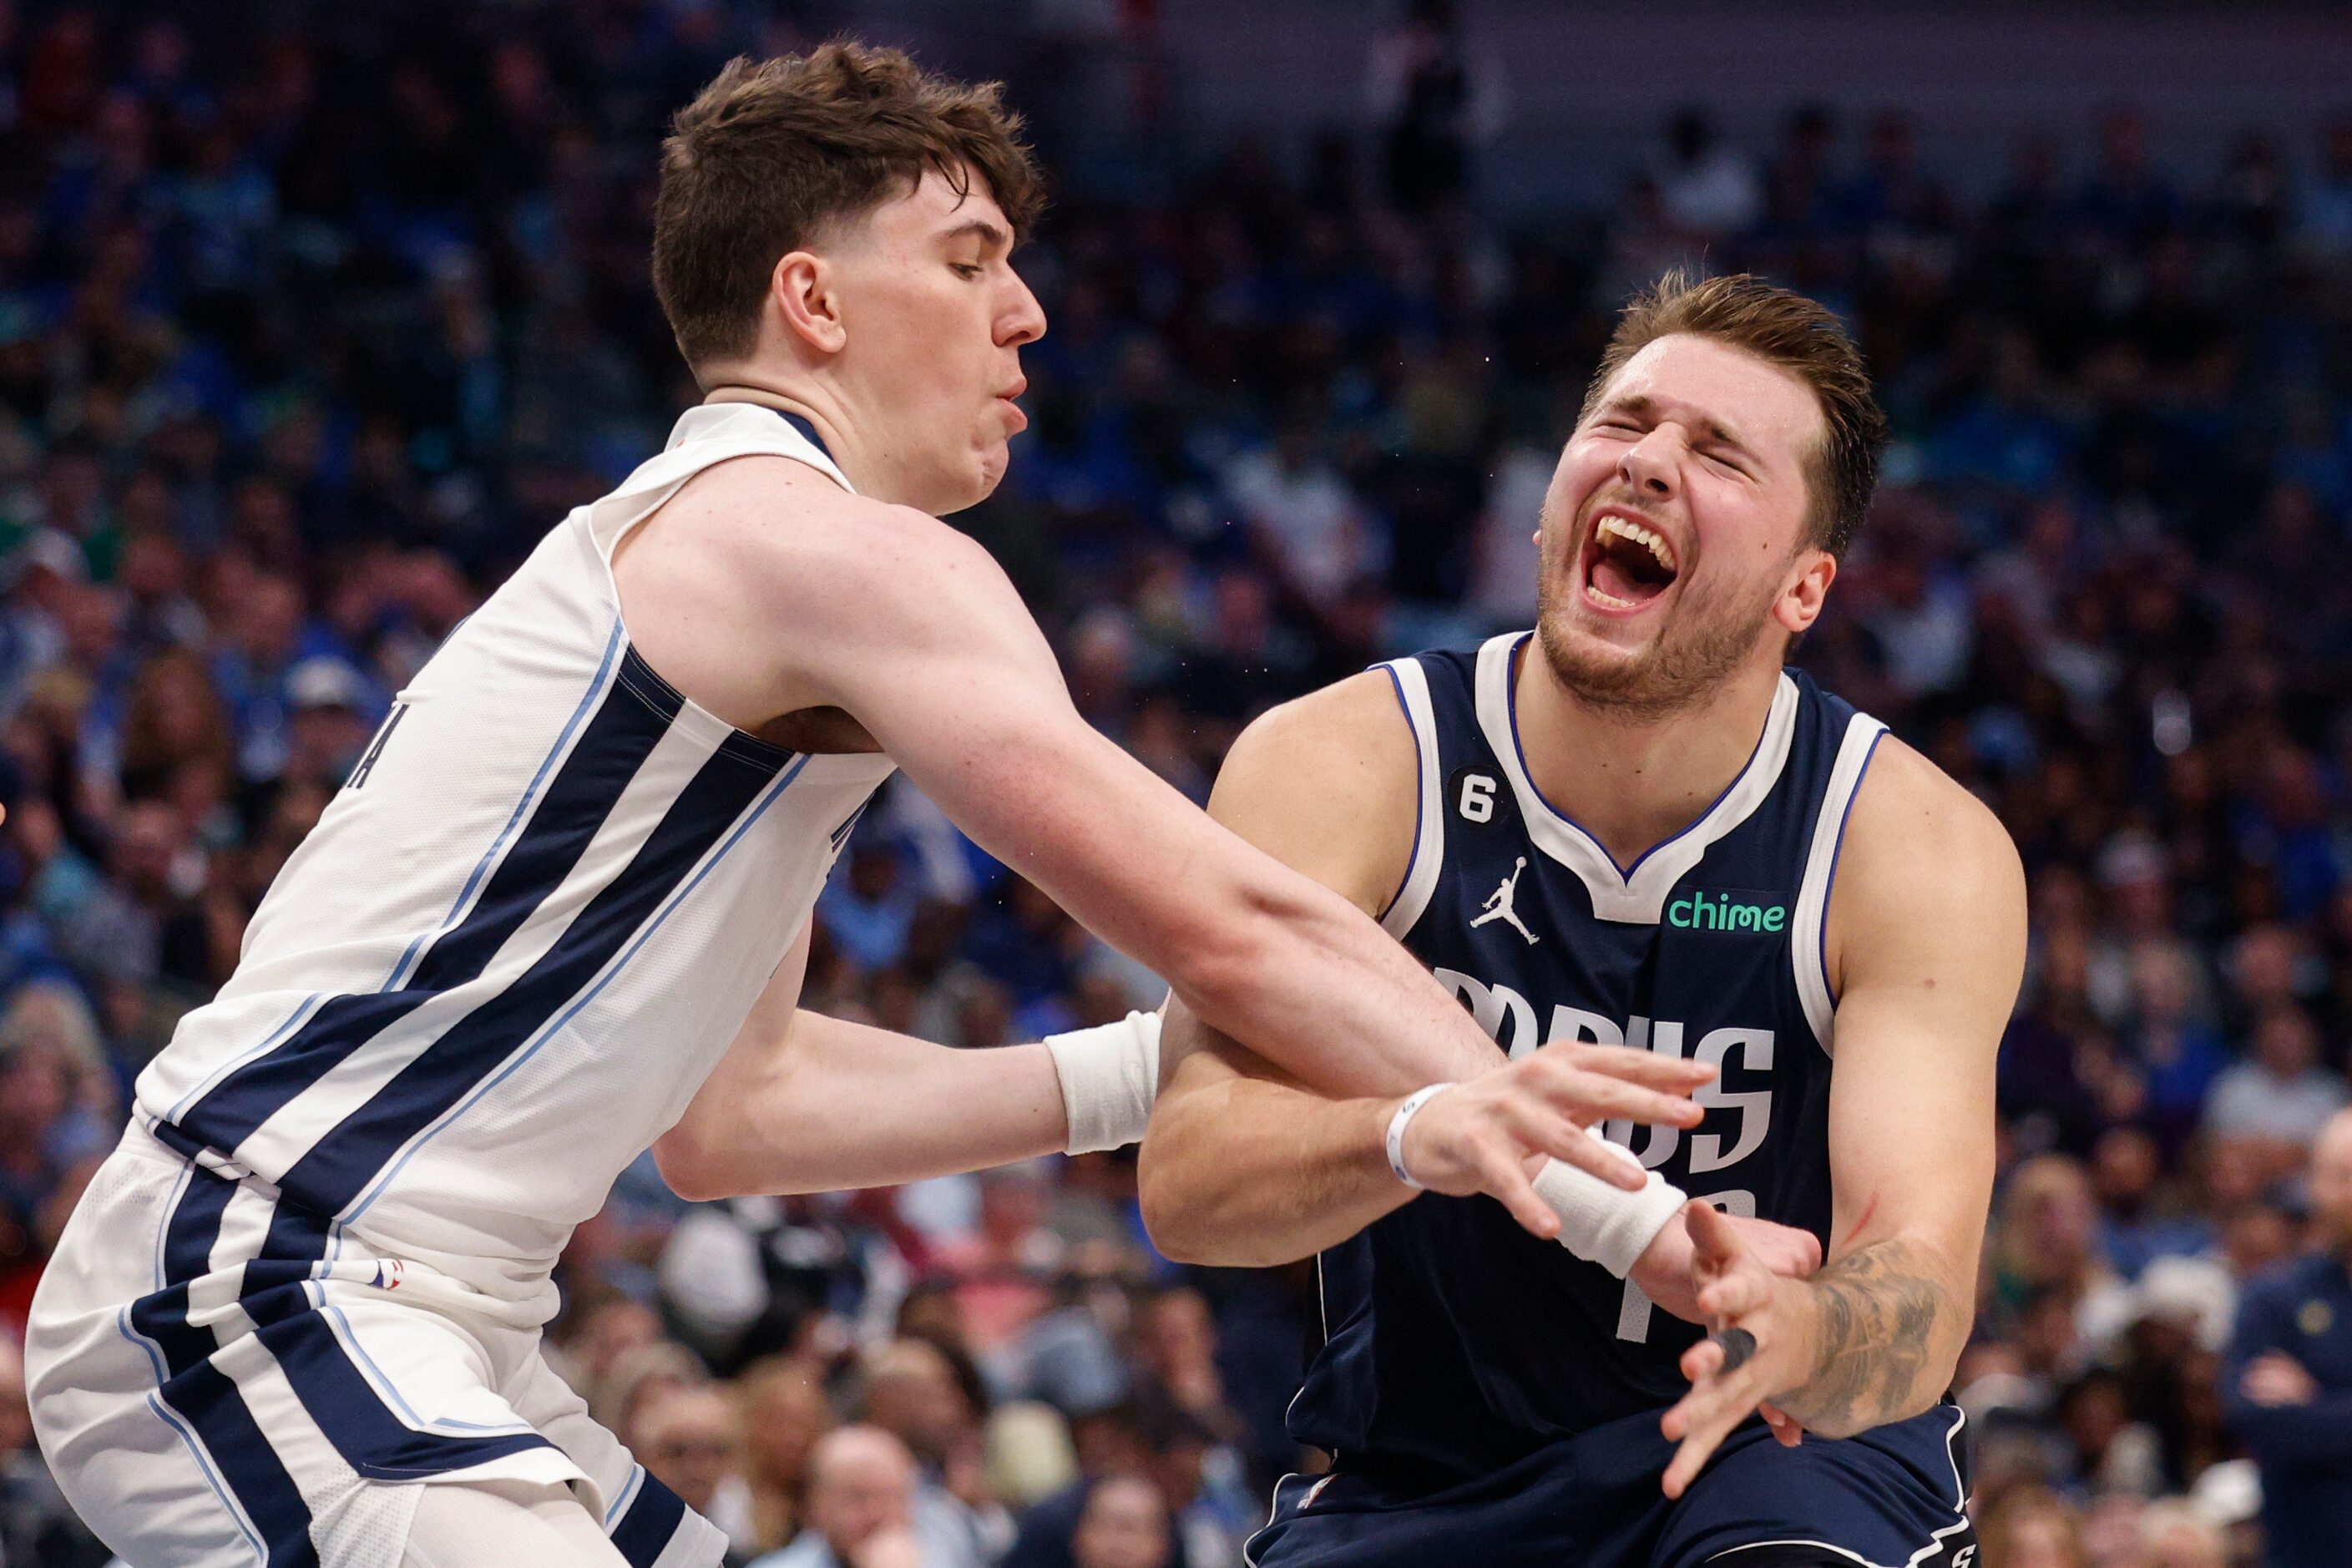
[{"left": 1287, "top": 630, "right": 1889, "bottom": 1486}]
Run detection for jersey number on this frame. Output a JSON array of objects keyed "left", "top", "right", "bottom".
[
  {"left": 1616, "top": 1188, "right": 1753, "bottom": 1344},
  {"left": 1458, "top": 773, "right": 1496, "bottom": 822}
]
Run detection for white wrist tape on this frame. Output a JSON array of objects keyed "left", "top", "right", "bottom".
[
  {"left": 1383, "top": 1083, "right": 1456, "bottom": 1190},
  {"left": 1530, "top": 1128, "right": 1688, "bottom": 1277},
  {"left": 1043, "top": 1011, "right": 1162, "bottom": 1154}
]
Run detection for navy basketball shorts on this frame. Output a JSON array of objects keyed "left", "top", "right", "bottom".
[{"left": 1246, "top": 1404, "right": 1974, "bottom": 1568}]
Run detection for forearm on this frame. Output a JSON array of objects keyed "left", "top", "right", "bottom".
[
  {"left": 1186, "top": 874, "right": 1499, "bottom": 1098},
  {"left": 669, "top": 1012, "right": 1067, "bottom": 1198},
  {"left": 1140, "top": 1071, "right": 1409, "bottom": 1267},
  {"left": 1769, "top": 1237, "right": 1970, "bottom": 1436}
]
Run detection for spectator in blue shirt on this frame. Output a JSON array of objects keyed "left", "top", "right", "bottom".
[{"left": 2224, "top": 1106, "right": 2352, "bottom": 1564}]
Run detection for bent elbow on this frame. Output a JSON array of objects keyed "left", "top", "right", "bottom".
[
  {"left": 651, "top": 1126, "right": 731, "bottom": 1204},
  {"left": 1139, "top": 1188, "right": 1227, "bottom": 1267},
  {"left": 1139, "top": 1164, "right": 1300, "bottom": 1269},
  {"left": 1137, "top": 1132, "right": 1242, "bottom": 1266},
  {"left": 1136, "top": 1156, "right": 1207, "bottom": 1263}
]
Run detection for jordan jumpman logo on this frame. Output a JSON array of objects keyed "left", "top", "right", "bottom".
[{"left": 1469, "top": 857, "right": 1540, "bottom": 945}]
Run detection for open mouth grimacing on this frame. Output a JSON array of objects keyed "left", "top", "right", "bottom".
[{"left": 1581, "top": 515, "right": 1680, "bottom": 608}]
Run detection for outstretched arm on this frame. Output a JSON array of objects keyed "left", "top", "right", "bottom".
[
  {"left": 620, "top": 463, "right": 1530, "bottom": 1116},
  {"left": 655, "top": 923, "right": 1089, "bottom": 1199},
  {"left": 1657, "top": 739, "right": 2024, "bottom": 1495}
]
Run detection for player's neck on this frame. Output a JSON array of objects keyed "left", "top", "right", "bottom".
[
  {"left": 1512, "top": 641, "right": 1786, "bottom": 871},
  {"left": 698, "top": 378, "right": 900, "bottom": 506}
]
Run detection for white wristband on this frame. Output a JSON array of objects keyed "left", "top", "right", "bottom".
[
  {"left": 1043, "top": 1011, "right": 1162, "bottom": 1154},
  {"left": 1383, "top": 1083, "right": 1456, "bottom": 1190},
  {"left": 1530, "top": 1128, "right": 1688, "bottom": 1277}
]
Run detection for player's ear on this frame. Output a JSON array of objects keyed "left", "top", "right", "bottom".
[
  {"left": 771, "top": 250, "right": 847, "bottom": 357},
  {"left": 1773, "top": 548, "right": 1836, "bottom": 636}
]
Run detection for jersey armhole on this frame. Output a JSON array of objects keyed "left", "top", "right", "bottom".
[
  {"left": 1376, "top": 659, "right": 1447, "bottom": 938},
  {"left": 1790, "top": 715, "right": 1888, "bottom": 1055}
]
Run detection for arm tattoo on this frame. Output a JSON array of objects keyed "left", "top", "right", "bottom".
[{"left": 1773, "top": 1238, "right": 1954, "bottom": 1433}]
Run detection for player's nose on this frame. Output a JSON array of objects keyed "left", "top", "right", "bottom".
[
  {"left": 1619, "top": 427, "right": 1679, "bottom": 499},
  {"left": 999, "top": 269, "right": 1047, "bottom": 347}
]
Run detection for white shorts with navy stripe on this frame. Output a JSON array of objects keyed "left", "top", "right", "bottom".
[{"left": 25, "top": 1123, "right": 726, "bottom": 1568}]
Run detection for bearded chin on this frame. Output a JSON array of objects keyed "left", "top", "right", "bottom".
[{"left": 1532, "top": 578, "right": 1779, "bottom": 721}]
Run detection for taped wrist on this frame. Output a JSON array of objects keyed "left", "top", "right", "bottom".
[
  {"left": 1044, "top": 1011, "right": 1162, "bottom": 1154},
  {"left": 1530, "top": 1129, "right": 1688, "bottom": 1277}
]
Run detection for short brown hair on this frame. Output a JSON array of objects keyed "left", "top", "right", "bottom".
[
  {"left": 652, "top": 43, "right": 1045, "bottom": 371},
  {"left": 1581, "top": 271, "right": 1887, "bottom": 558}
]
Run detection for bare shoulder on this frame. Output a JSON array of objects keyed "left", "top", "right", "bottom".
[
  {"left": 1827, "top": 733, "right": 2026, "bottom": 989},
  {"left": 611, "top": 455, "right": 1020, "bottom": 730},
  {"left": 637, "top": 454, "right": 997, "bottom": 602},
  {"left": 1208, "top": 670, "right": 1419, "bottom": 916},
  {"left": 1841, "top": 736, "right": 2020, "bottom": 889}
]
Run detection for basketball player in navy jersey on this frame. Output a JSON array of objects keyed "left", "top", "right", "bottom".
[{"left": 1139, "top": 273, "right": 2026, "bottom": 1567}]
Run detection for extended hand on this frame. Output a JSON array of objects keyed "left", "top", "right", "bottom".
[
  {"left": 1658, "top": 1199, "right": 1821, "bottom": 1497},
  {"left": 1631, "top": 1209, "right": 1823, "bottom": 1325},
  {"left": 1399, "top": 1044, "right": 1713, "bottom": 1241}
]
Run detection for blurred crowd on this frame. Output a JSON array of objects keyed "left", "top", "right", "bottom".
[{"left": 0, "top": 2, "right": 2349, "bottom": 1565}]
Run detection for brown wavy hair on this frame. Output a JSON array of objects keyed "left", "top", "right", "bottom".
[
  {"left": 653, "top": 42, "right": 1045, "bottom": 372},
  {"left": 1584, "top": 271, "right": 1888, "bottom": 559}
]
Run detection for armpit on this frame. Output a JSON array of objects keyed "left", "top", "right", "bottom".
[{"left": 760, "top": 706, "right": 884, "bottom": 755}]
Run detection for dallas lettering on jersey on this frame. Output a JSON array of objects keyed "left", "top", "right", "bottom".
[{"left": 1435, "top": 967, "right": 1777, "bottom": 1179}]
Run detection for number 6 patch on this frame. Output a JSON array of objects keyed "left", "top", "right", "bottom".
[{"left": 1450, "top": 766, "right": 1506, "bottom": 826}]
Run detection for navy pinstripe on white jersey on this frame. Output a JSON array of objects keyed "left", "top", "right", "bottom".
[{"left": 131, "top": 404, "right": 896, "bottom": 1309}]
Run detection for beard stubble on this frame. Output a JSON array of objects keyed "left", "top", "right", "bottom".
[{"left": 1533, "top": 560, "right": 1785, "bottom": 721}]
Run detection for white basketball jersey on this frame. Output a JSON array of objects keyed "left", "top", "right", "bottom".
[{"left": 132, "top": 402, "right": 895, "bottom": 1308}]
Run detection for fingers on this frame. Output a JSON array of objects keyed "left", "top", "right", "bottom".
[
  {"left": 1466, "top": 1135, "right": 1561, "bottom": 1240},
  {"left": 1710, "top": 1327, "right": 1758, "bottom": 1375},
  {"left": 1677, "top": 1337, "right": 1723, "bottom": 1389},
  {"left": 1553, "top": 1044, "right": 1717, "bottom": 1091},
  {"left": 1696, "top": 1269, "right": 1771, "bottom": 1323},
  {"left": 1760, "top": 1404, "right": 1803, "bottom": 1449},
  {"left": 1660, "top": 1383, "right": 1752, "bottom": 1499},
  {"left": 1518, "top": 1060, "right": 1707, "bottom": 1131},
  {"left": 1682, "top": 1198, "right": 1743, "bottom": 1269},
  {"left": 1490, "top": 1098, "right": 1648, "bottom": 1191},
  {"left": 1545, "top": 1132, "right": 1651, "bottom": 1191}
]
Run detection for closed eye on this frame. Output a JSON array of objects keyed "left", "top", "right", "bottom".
[{"left": 950, "top": 263, "right": 983, "bottom": 280}]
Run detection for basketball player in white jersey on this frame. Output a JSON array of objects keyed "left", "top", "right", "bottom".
[{"left": 22, "top": 44, "right": 1714, "bottom": 1568}]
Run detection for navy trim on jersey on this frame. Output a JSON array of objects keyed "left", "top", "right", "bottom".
[
  {"left": 1498, "top": 633, "right": 1778, "bottom": 883},
  {"left": 615, "top": 638, "right": 800, "bottom": 772},
  {"left": 288, "top": 732, "right": 802, "bottom": 1218},
  {"left": 401, "top": 618, "right": 630, "bottom": 985},
  {"left": 1379, "top": 664, "right": 1424, "bottom": 921},
  {"left": 117, "top": 1164, "right": 575, "bottom": 1561},
  {"left": 119, "top": 1166, "right": 321, "bottom": 1568},
  {"left": 231, "top": 1197, "right": 550, "bottom": 1479},
  {"left": 772, "top": 407, "right": 834, "bottom": 465},
  {"left": 337, "top": 741, "right": 812, "bottom": 1223},
  {"left": 610, "top": 1471, "right": 691, "bottom": 1565},
  {"left": 1815, "top": 728, "right": 1884, "bottom": 1006},
  {"left": 168, "top": 641, "right": 685, "bottom": 1164}
]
